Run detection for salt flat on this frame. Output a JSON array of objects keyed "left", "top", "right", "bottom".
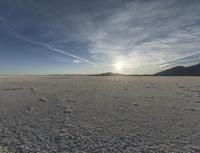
[{"left": 0, "top": 76, "right": 200, "bottom": 153}]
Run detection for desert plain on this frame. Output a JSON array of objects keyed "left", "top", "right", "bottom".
[{"left": 0, "top": 76, "right": 200, "bottom": 153}]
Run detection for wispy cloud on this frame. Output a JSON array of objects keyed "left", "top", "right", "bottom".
[
  {"left": 73, "top": 59, "right": 82, "bottom": 64},
  {"left": 85, "top": 0, "right": 200, "bottom": 73},
  {"left": 14, "top": 34, "right": 95, "bottom": 65}
]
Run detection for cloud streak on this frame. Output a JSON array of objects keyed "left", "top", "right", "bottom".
[{"left": 14, "top": 34, "right": 95, "bottom": 65}]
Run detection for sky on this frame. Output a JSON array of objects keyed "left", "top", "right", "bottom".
[{"left": 0, "top": 0, "right": 200, "bottom": 75}]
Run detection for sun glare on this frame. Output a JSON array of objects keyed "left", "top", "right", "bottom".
[{"left": 114, "top": 62, "right": 124, "bottom": 71}]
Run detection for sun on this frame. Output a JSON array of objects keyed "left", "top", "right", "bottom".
[{"left": 114, "top": 62, "right": 124, "bottom": 71}]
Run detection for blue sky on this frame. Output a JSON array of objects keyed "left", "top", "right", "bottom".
[{"left": 0, "top": 0, "right": 200, "bottom": 74}]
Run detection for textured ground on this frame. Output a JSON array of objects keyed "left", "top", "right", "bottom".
[{"left": 0, "top": 76, "right": 200, "bottom": 153}]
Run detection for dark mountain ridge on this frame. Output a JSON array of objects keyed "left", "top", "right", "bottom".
[{"left": 154, "top": 63, "right": 200, "bottom": 76}]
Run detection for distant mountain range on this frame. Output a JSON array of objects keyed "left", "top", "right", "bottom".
[
  {"left": 154, "top": 63, "right": 200, "bottom": 76},
  {"left": 90, "top": 72, "right": 124, "bottom": 76},
  {"left": 91, "top": 72, "right": 152, "bottom": 76},
  {"left": 45, "top": 63, "right": 200, "bottom": 76}
]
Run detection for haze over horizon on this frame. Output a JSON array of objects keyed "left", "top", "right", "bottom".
[{"left": 0, "top": 0, "right": 200, "bottom": 75}]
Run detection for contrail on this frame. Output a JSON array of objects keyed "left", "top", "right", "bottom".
[{"left": 14, "top": 34, "right": 95, "bottom": 65}]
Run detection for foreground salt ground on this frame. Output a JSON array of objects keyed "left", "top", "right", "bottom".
[{"left": 0, "top": 76, "right": 200, "bottom": 153}]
